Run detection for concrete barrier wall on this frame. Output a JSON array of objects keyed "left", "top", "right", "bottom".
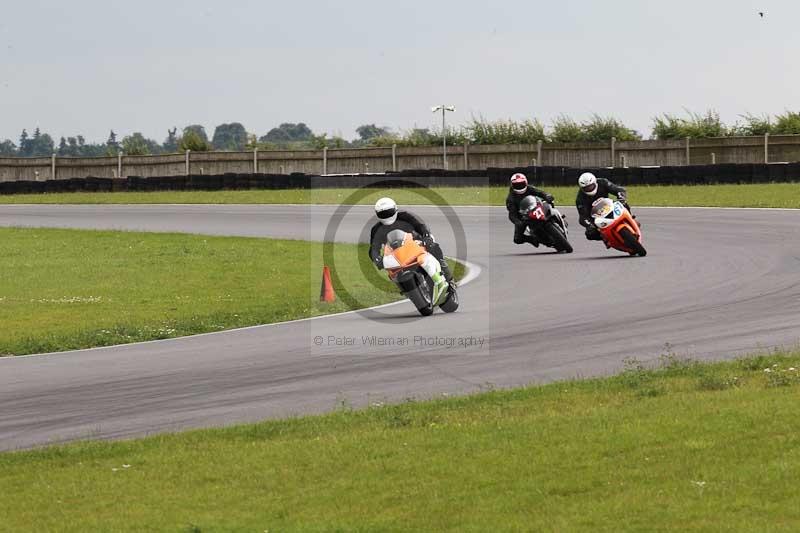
[{"left": 3, "top": 134, "right": 800, "bottom": 182}]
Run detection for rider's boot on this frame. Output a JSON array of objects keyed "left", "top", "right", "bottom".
[
  {"left": 439, "top": 258, "right": 454, "bottom": 283},
  {"left": 527, "top": 235, "right": 540, "bottom": 247}
]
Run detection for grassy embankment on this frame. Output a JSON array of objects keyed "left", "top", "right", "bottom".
[
  {"left": 1, "top": 183, "right": 799, "bottom": 207},
  {"left": 2, "top": 350, "right": 800, "bottom": 530},
  {"left": 0, "top": 227, "right": 463, "bottom": 356}
]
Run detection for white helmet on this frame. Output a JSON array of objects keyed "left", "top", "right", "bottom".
[
  {"left": 578, "top": 172, "right": 598, "bottom": 196},
  {"left": 374, "top": 197, "right": 398, "bottom": 225}
]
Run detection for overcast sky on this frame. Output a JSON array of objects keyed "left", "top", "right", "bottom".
[{"left": 1, "top": 0, "right": 795, "bottom": 144}]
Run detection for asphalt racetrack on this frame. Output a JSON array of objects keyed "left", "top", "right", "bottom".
[{"left": 1, "top": 204, "right": 799, "bottom": 451}]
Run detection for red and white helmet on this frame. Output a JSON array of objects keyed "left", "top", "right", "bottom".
[{"left": 510, "top": 173, "right": 528, "bottom": 195}]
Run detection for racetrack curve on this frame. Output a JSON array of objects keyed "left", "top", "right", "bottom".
[{"left": 1, "top": 204, "right": 799, "bottom": 451}]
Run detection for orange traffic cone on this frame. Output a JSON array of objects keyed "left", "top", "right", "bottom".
[{"left": 320, "top": 266, "right": 336, "bottom": 303}]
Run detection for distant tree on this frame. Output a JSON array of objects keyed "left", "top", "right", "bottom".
[
  {"left": 19, "top": 129, "right": 31, "bottom": 156},
  {"left": 76, "top": 136, "right": 108, "bottom": 157},
  {"left": 183, "top": 124, "right": 209, "bottom": 143},
  {"left": 550, "top": 116, "right": 585, "bottom": 142},
  {"left": 211, "top": 122, "right": 248, "bottom": 151},
  {"left": 731, "top": 114, "right": 773, "bottom": 136},
  {"left": 54, "top": 134, "right": 106, "bottom": 157},
  {"left": 17, "top": 128, "right": 55, "bottom": 157},
  {"left": 67, "top": 137, "right": 80, "bottom": 156},
  {"left": 122, "top": 132, "right": 160, "bottom": 155},
  {"left": 179, "top": 129, "right": 211, "bottom": 152},
  {"left": 581, "top": 115, "right": 641, "bottom": 142},
  {"left": 772, "top": 111, "right": 800, "bottom": 134},
  {"left": 355, "top": 124, "right": 391, "bottom": 142},
  {"left": 0, "top": 139, "right": 17, "bottom": 156},
  {"left": 162, "top": 128, "right": 179, "bottom": 153},
  {"left": 310, "top": 133, "right": 349, "bottom": 149},
  {"left": 651, "top": 110, "right": 729, "bottom": 139},
  {"left": 464, "top": 118, "right": 546, "bottom": 145},
  {"left": 106, "top": 130, "right": 120, "bottom": 154},
  {"left": 259, "top": 122, "right": 313, "bottom": 145}
]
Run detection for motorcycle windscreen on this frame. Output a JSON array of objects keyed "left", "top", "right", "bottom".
[
  {"left": 385, "top": 229, "right": 408, "bottom": 250},
  {"left": 591, "top": 198, "right": 614, "bottom": 218},
  {"left": 518, "top": 195, "right": 539, "bottom": 214}
]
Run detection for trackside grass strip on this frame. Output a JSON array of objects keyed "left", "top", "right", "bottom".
[
  {"left": 1, "top": 183, "right": 799, "bottom": 207},
  {"left": 2, "top": 351, "right": 800, "bottom": 531},
  {"left": 0, "top": 228, "right": 463, "bottom": 356}
]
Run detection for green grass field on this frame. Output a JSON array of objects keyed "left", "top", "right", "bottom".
[
  {"left": 1, "top": 182, "right": 799, "bottom": 207},
  {"left": 2, "top": 350, "right": 799, "bottom": 531},
  {"left": 0, "top": 228, "right": 463, "bottom": 356}
]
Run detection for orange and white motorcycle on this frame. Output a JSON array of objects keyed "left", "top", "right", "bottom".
[
  {"left": 590, "top": 198, "right": 647, "bottom": 257},
  {"left": 382, "top": 230, "right": 459, "bottom": 316}
]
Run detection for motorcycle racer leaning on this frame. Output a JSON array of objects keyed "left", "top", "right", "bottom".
[
  {"left": 576, "top": 172, "right": 635, "bottom": 241},
  {"left": 506, "top": 173, "right": 556, "bottom": 247},
  {"left": 369, "top": 197, "right": 455, "bottom": 291}
]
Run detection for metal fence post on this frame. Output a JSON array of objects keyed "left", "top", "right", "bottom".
[
  {"left": 610, "top": 137, "right": 616, "bottom": 168},
  {"left": 391, "top": 144, "right": 397, "bottom": 171},
  {"left": 537, "top": 139, "right": 543, "bottom": 166},
  {"left": 118, "top": 152, "right": 123, "bottom": 179},
  {"left": 51, "top": 153, "right": 56, "bottom": 180},
  {"left": 323, "top": 146, "right": 328, "bottom": 175},
  {"left": 764, "top": 133, "right": 769, "bottom": 163},
  {"left": 253, "top": 147, "right": 258, "bottom": 174},
  {"left": 711, "top": 153, "right": 716, "bottom": 165},
  {"left": 620, "top": 154, "right": 627, "bottom": 168},
  {"left": 463, "top": 141, "right": 469, "bottom": 170},
  {"left": 185, "top": 149, "right": 191, "bottom": 175},
  {"left": 685, "top": 137, "right": 691, "bottom": 165}
]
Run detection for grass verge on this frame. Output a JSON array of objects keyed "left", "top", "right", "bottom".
[
  {"left": 0, "top": 228, "right": 464, "bottom": 356},
  {"left": 2, "top": 350, "right": 800, "bottom": 531},
  {"left": 1, "top": 183, "right": 799, "bottom": 207}
]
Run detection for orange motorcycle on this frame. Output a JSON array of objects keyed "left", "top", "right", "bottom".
[
  {"left": 382, "top": 230, "right": 459, "bottom": 316},
  {"left": 590, "top": 198, "right": 647, "bottom": 257}
]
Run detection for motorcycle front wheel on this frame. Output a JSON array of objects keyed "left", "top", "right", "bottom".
[
  {"left": 619, "top": 227, "right": 646, "bottom": 257},
  {"left": 545, "top": 221, "right": 573, "bottom": 253},
  {"left": 408, "top": 274, "right": 434, "bottom": 316}
]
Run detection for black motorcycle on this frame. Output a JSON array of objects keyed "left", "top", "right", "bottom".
[{"left": 518, "top": 196, "right": 573, "bottom": 253}]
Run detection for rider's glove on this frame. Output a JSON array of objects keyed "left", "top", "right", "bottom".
[
  {"left": 617, "top": 193, "right": 627, "bottom": 203},
  {"left": 544, "top": 193, "right": 555, "bottom": 204},
  {"left": 422, "top": 234, "right": 436, "bottom": 248}
]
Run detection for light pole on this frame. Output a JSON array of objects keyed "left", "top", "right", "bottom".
[{"left": 432, "top": 105, "right": 455, "bottom": 169}]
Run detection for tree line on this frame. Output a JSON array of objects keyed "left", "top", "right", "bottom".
[{"left": 2, "top": 110, "right": 800, "bottom": 158}]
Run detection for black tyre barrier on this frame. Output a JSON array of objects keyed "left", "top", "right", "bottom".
[{"left": 2, "top": 164, "right": 799, "bottom": 195}]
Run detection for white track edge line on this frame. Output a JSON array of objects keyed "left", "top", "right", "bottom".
[{"left": 0, "top": 260, "right": 483, "bottom": 361}]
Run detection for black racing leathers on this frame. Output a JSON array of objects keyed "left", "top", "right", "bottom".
[
  {"left": 368, "top": 210, "right": 452, "bottom": 282},
  {"left": 575, "top": 178, "right": 630, "bottom": 240},
  {"left": 506, "top": 185, "right": 554, "bottom": 245}
]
